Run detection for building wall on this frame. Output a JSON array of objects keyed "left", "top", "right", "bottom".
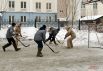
[
  {"left": 81, "top": 1, "right": 103, "bottom": 17},
  {"left": 1, "top": 0, "right": 57, "bottom": 13},
  {"left": 57, "top": 0, "right": 67, "bottom": 18},
  {"left": 57, "top": 0, "right": 82, "bottom": 21},
  {"left": 98, "top": 2, "right": 103, "bottom": 15},
  {"left": 0, "top": 0, "right": 57, "bottom": 25}
]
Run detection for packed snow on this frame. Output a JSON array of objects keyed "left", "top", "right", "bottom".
[
  {"left": 0, "top": 26, "right": 103, "bottom": 47},
  {"left": 0, "top": 26, "right": 103, "bottom": 71}
]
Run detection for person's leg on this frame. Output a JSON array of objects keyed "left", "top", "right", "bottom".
[
  {"left": 69, "top": 38, "right": 73, "bottom": 48},
  {"left": 70, "top": 36, "right": 76, "bottom": 48},
  {"left": 11, "top": 37, "right": 21, "bottom": 51},
  {"left": 67, "top": 37, "right": 72, "bottom": 48},
  {"left": 52, "top": 36, "right": 58, "bottom": 45},
  {"left": 15, "top": 36, "right": 19, "bottom": 47},
  {"left": 2, "top": 38, "right": 12, "bottom": 52},
  {"left": 35, "top": 41, "right": 43, "bottom": 57}
]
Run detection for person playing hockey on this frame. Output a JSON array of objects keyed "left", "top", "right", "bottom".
[
  {"left": 64, "top": 26, "right": 76, "bottom": 49},
  {"left": 45, "top": 27, "right": 60, "bottom": 45},
  {"left": 2, "top": 23, "right": 21, "bottom": 52},
  {"left": 14, "top": 23, "right": 22, "bottom": 46},
  {"left": 34, "top": 25, "right": 46, "bottom": 57}
]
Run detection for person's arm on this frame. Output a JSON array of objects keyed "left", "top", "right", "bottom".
[
  {"left": 42, "top": 30, "right": 46, "bottom": 43},
  {"left": 10, "top": 27, "right": 16, "bottom": 36},
  {"left": 19, "top": 28, "right": 22, "bottom": 37},
  {"left": 64, "top": 31, "right": 70, "bottom": 39}
]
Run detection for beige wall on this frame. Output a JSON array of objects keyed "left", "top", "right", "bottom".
[
  {"left": 57, "top": 0, "right": 67, "bottom": 18},
  {"left": 0, "top": 0, "right": 57, "bottom": 13},
  {"left": 57, "top": 0, "right": 82, "bottom": 21},
  {"left": 81, "top": 2, "right": 103, "bottom": 17},
  {"left": 98, "top": 2, "right": 103, "bottom": 15}
]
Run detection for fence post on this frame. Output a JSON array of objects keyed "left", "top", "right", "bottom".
[
  {"left": 78, "top": 19, "right": 81, "bottom": 30},
  {"left": 57, "top": 19, "right": 60, "bottom": 28},
  {"left": 0, "top": 19, "right": 1, "bottom": 30},
  {"left": 88, "top": 23, "right": 90, "bottom": 48},
  {"left": 0, "top": 16, "right": 2, "bottom": 30},
  {"left": 34, "top": 18, "right": 37, "bottom": 28}
]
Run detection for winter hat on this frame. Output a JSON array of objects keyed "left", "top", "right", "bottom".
[
  {"left": 12, "top": 23, "right": 16, "bottom": 27},
  {"left": 42, "top": 25, "right": 46, "bottom": 29},
  {"left": 39, "top": 25, "right": 46, "bottom": 30}
]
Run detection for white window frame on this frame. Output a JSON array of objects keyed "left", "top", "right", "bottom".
[
  {"left": 46, "top": 16, "right": 52, "bottom": 22},
  {"left": 36, "top": 16, "right": 41, "bottom": 22},
  {"left": 36, "top": 2, "right": 41, "bottom": 9},
  {"left": 46, "top": 3, "right": 51, "bottom": 10},
  {"left": 9, "top": 16, "right": 14, "bottom": 23},
  {"left": 9, "top": 1, "right": 15, "bottom": 8},
  {"left": 21, "top": 1, "right": 26, "bottom": 9},
  {"left": 21, "top": 16, "right": 26, "bottom": 22}
]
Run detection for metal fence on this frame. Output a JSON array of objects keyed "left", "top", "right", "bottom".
[{"left": 0, "top": 20, "right": 60, "bottom": 28}]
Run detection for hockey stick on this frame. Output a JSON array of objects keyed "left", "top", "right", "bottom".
[
  {"left": 45, "top": 43, "right": 59, "bottom": 53},
  {"left": 16, "top": 38, "right": 30, "bottom": 47},
  {"left": 56, "top": 38, "right": 61, "bottom": 44}
]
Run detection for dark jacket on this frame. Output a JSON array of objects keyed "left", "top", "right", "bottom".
[
  {"left": 34, "top": 25, "right": 46, "bottom": 42},
  {"left": 6, "top": 26, "right": 14, "bottom": 38},
  {"left": 50, "top": 27, "right": 60, "bottom": 36}
]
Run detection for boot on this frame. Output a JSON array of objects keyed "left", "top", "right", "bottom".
[
  {"left": 2, "top": 43, "right": 11, "bottom": 52},
  {"left": 12, "top": 42, "right": 21, "bottom": 51},
  {"left": 37, "top": 48, "right": 43, "bottom": 57},
  {"left": 15, "top": 48, "right": 21, "bottom": 51},
  {"left": 2, "top": 46, "right": 6, "bottom": 52}
]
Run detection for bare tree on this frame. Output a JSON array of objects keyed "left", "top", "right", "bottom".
[{"left": 66, "top": 0, "right": 82, "bottom": 27}]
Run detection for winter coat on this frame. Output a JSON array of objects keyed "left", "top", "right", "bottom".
[
  {"left": 34, "top": 30, "right": 46, "bottom": 42},
  {"left": 14, "top": 24, "right": 22, "bottom": 36},
  {"left": 49, "top": 27, "right": 60, "bottom": 37},
  {"left": 34, "top": 25, "right": 46, "bottom": 42},
  {"left": 65, "top": 27, "right": 76, "bottom": 39},
  {"left": 6, "top": 26, "right": 15, "bottom": 38}
]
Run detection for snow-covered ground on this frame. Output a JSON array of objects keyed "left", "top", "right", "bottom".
[
  {"left": 0, "top": 27, "right": 103, "bottom": 71},
  {"left": 0, "top": 26, "right": 103, "bottom": 47}
]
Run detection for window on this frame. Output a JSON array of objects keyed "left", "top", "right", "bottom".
[
  {"left": 36, "top": 16, "right": 41, "bottom": 22},
  {"left": 46, "top": 16, "right": 51, "bottom": 22},
  {"left": 81, "top": 4, "right": 85, "bottom": 8},
  {"left": 55, "top": 15, "right": 57, "bottom": 21},
  {"left": 9, "top": 1, "right": 15, "bottom": 8},
  {"left": 21, "top": 1, "right": 26, "bottom": 8},
  {"left": 9, "top": 16, "right": 14, "bottom": 23},
  {"left": 36, "top": 2, "right": 41, "bottom": 9},
  {"left": 93, "top": 2, "right": 97, "bottom": 9},
  {"left": 46, "top": 3, "right": 51, "bottom": 9},
  {"left": 49, "top": 16, "right": 51, "bottom": 22},
  {"left": 21, "top": 16, "right": 26, "bottom": 22}
]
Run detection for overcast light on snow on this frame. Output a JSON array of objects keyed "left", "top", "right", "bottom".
[{"left": 0, "top": 27, "right": 103, "bottom": 47}]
